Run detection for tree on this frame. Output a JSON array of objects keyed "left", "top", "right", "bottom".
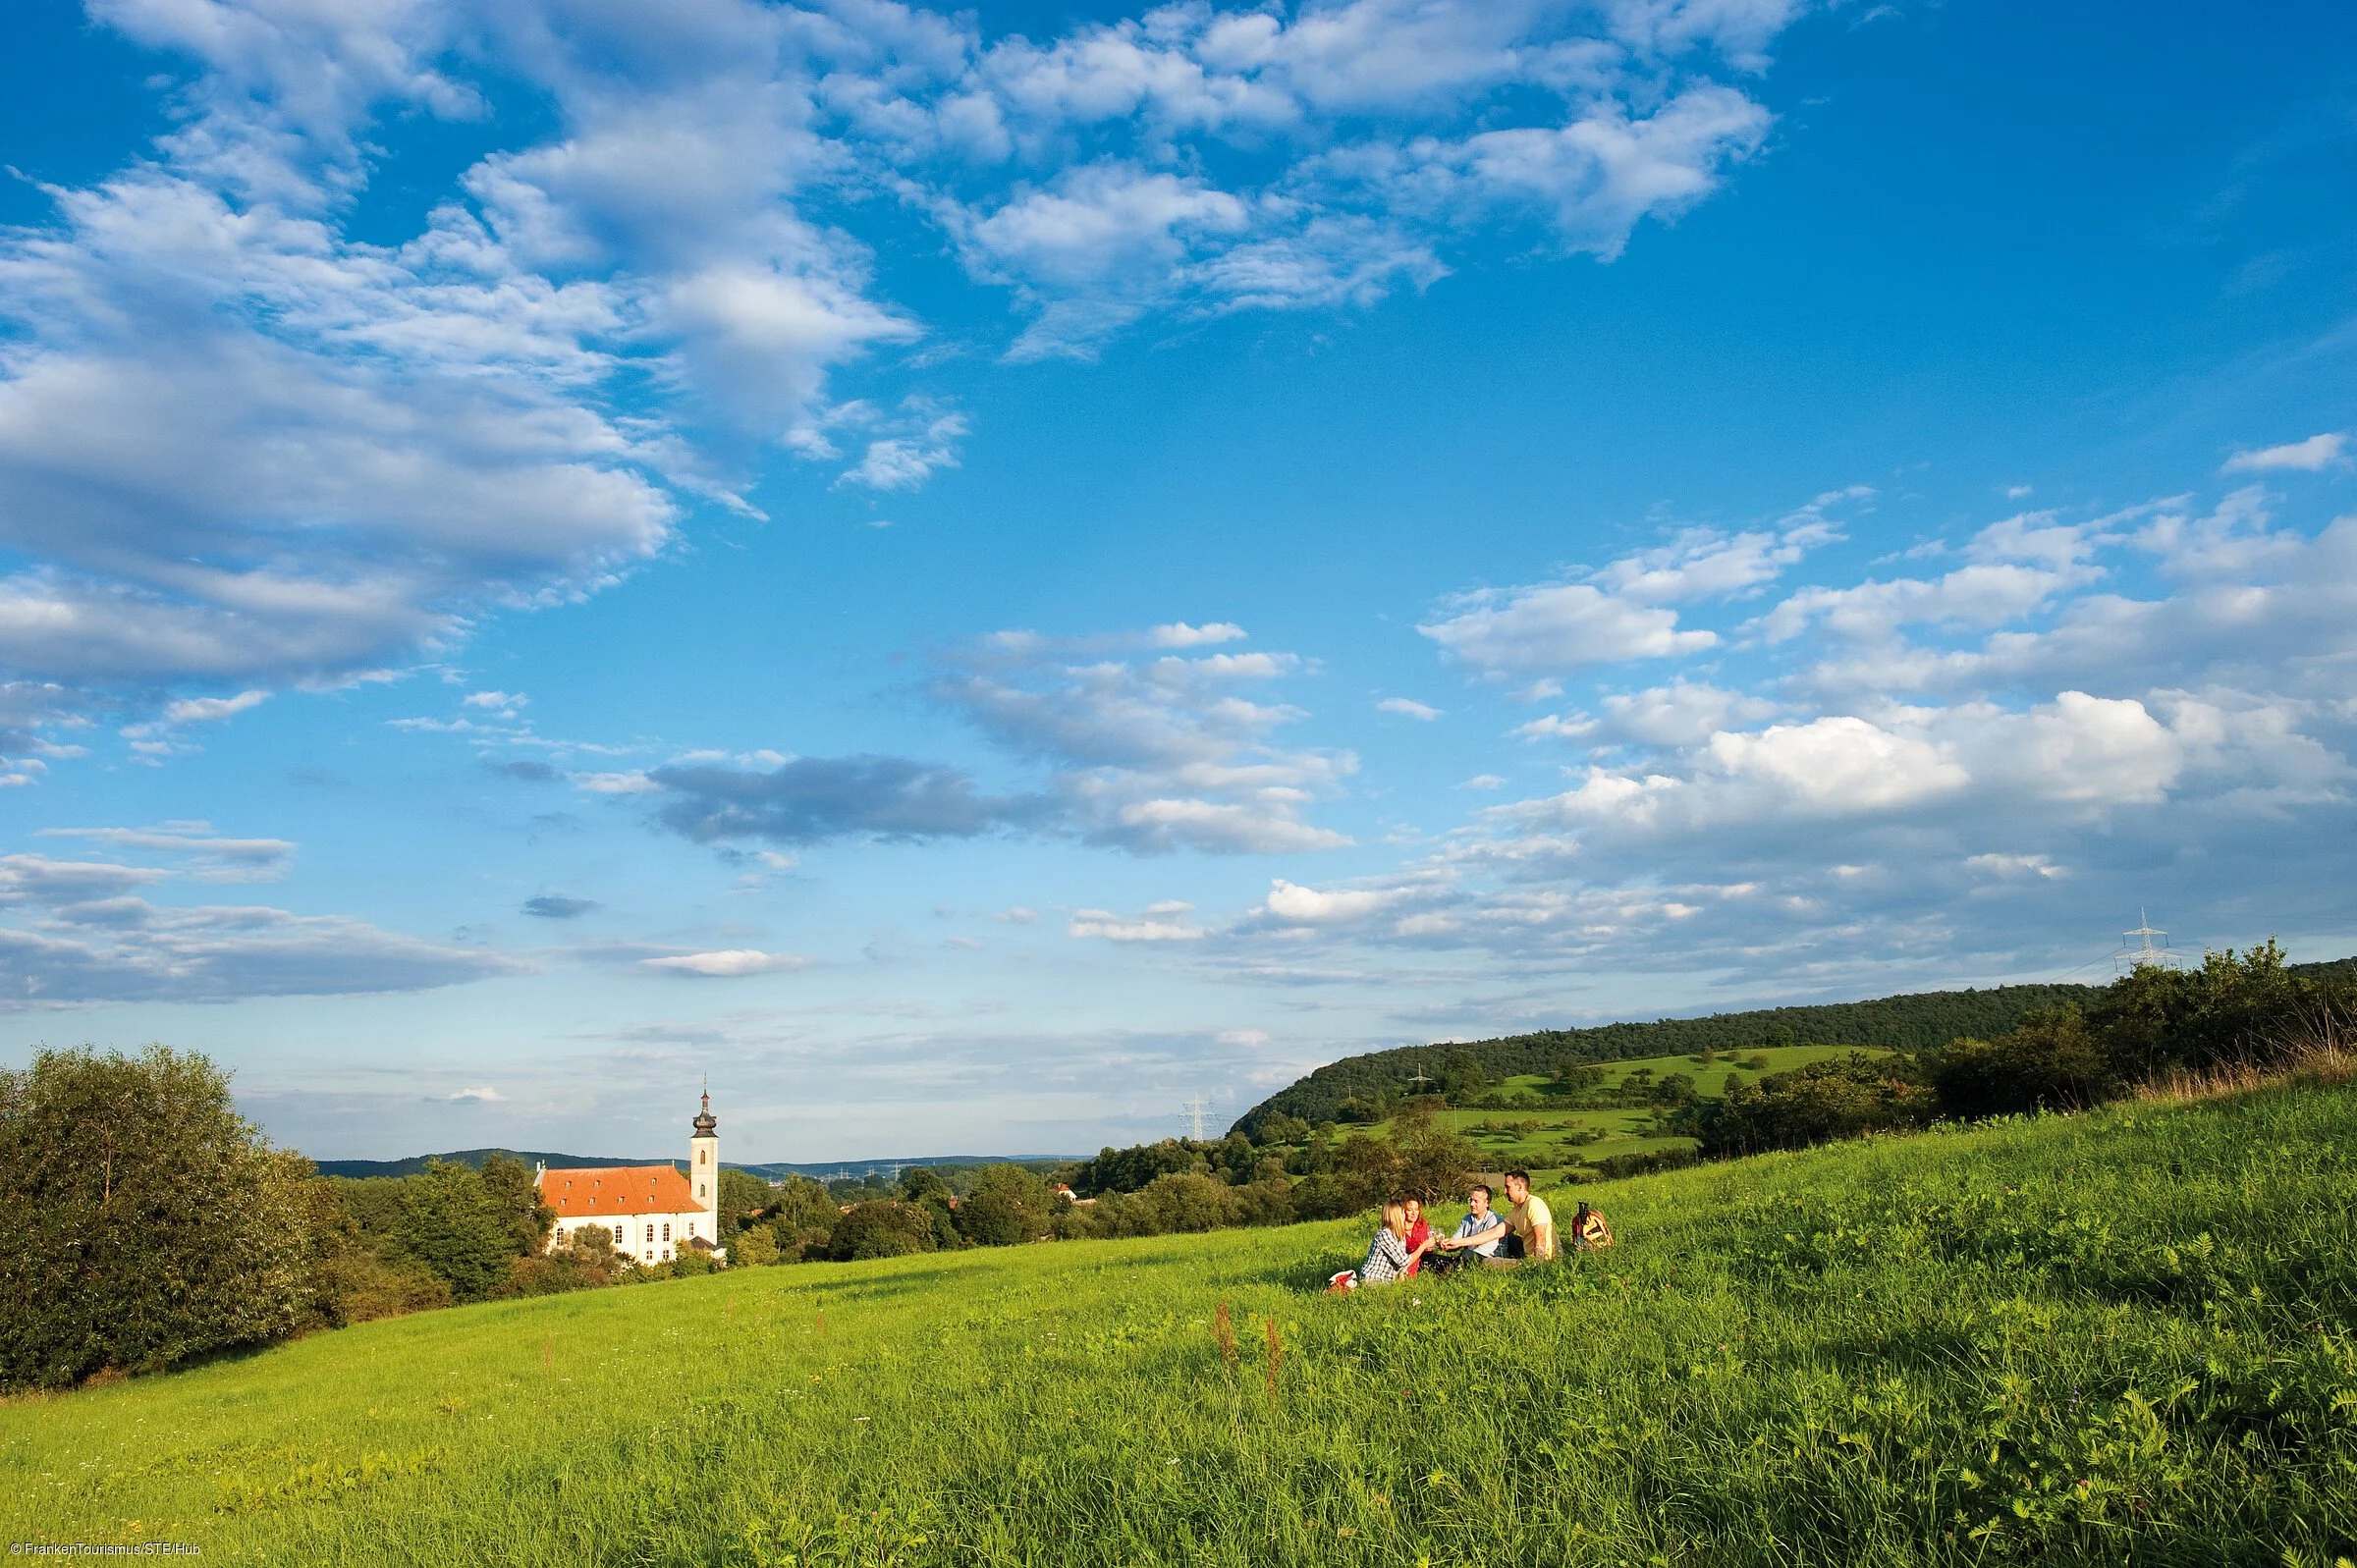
[
  {"left": 0, "top": 1046, "right": 330, "bottom": 1390},
  {"left": 394, "top": 1161, "right": 521, "bottom": 1302},
  {"left": 825, "top": 1202, "right": 938, "bottom": 1261},
  {"left": 1681, "top": 1055, "right": 1934, "bottom": 1157},
  {"left": 718, "top": 1168, "right": 775, "bottom": 1231},
  {"left": 900, "top": 1166, "right": 951, "bottom": 1203},
  {"left": 955, "top": 1190, "right": 1026, "bottom": 1246},
  {"left": 1439, "top": 1050, "right": 1486, "bottom": 1099},
  {"left": 1927, "top": 1008, "right": 2117, "bottom": 1119},
  {"left": 1135, "top": 1171, "right": 1234, "bottom": 1233},
  {"left": 479, "top": 1153, "right": 554, "bottom": 1256}
]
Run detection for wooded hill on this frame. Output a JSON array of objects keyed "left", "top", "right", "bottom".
[{"left": 1233, "top": 962, "right": 2353, "bottom": 1135}]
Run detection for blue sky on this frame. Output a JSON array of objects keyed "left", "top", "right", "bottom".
[{"left": 2, "top": 0, "right": 2353, "bottom": 1162}]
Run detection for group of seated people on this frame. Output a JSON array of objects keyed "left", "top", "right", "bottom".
[{"left": 1338, "top": 1171, "right": 1610, "bottom": 1290}]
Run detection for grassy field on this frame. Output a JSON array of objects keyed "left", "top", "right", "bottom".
[
  {"left": 1353, "top": 1045, "right": 1898, "bottom": 1176},
  {"left": 6, "top": 1077, "right": 2354, "bottom": 1566}
]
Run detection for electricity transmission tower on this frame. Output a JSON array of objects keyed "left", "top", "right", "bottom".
[
  {"left": 1178, "top": 1096, "right": 1214, "bottom": 1141},
  {"left": 2117, "top": 908, "right": 2178, "bottom": 973}
]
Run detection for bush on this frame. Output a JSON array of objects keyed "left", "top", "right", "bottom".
[
  {"left": 504, "top": 1225, "right": 624, "bottom": 1298},
  {"left": 955, "top": 1190, "right": 1027, "bottom": 1247},
  {"left": 0, "top": 1046, "right": 332, "bottom": 1390},
  {"left": 324, "top": 1252, "right": 453, "bottom": 1321},
  {"left": 826, "top": 1202, "right": 939, "bottom": 1262},
  {"left": 1927, "top": 1008, "right": 2118, "bottom": 1118},
  {"left": 1682, "top": 1054, "right": 1935, "bottom": 1158}
]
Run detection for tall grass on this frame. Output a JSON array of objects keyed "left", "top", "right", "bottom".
[{"left": 5, "top": 1080, "right": 2355, "bottom": 1566}]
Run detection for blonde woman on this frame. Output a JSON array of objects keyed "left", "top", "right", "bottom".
[{"left": 1354, "top": 1198, "right": 1414, "bottom": 1287}]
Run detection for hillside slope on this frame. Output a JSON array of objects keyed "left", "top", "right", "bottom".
[
  {"left": 1236, "top": 958, "right": 2356, "bottom": 1133},
  {"left": 1236, "top": 982, "right": 2097, "bottom": 1132},
  {"left": 8, "top": 1079, "right": 2352, "bottom": 1566}
]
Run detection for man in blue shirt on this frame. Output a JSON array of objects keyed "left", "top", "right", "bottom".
[{"left": 1425, "top": 1181, "right": 1508, "bottom": 1273}]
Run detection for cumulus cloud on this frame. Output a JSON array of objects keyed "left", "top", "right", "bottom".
[
  {"left": 1378, "top": 697, "right": 1443, "bottom": 720},
  {"left": 0, "top": 0, "right": 1818, "bottom": 754},
  {"left": 1421, "top": 495, "right": 1853, "bottom": 677},
  {"left": 2221, "top": 432, "right": 2347, "bottom": 473},
  {"left": 1227, "top": 475, "right": 2357, "bottom": 987},
  {"left": 932, "top": 629, "right": 1355, "bottom": 852}
]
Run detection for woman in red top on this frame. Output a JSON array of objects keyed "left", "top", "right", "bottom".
[{"left": 1400, "top": 1195, "right": 1436, "bottom": 1276}]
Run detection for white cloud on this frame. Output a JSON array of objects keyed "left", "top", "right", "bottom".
[
  {"left": 1422, "top": 498, "right": 1851, "bottom": 676},
  {"left": 1068, "top": 907, "right": 1205, "bottom": 941},
  {"left": 1215, "top": 474, "right": 2357, "bottom": 986},
  {"left": 638, "top": 948, "right": 813, "bottom": 977},
  {"left": 0, "top": 0, "right": 1822, "bottom": 752},
  {"left": 1421, "top": 582, "right": 1715, "bottom": 674},
  {"left": 1264, "top": 879, "right": 1397, "bottom": 923},
  {"left": 1377, "top": 697, "right": 1443, "bottom": 720},
  {"left": 161, "top": 690, "right": 270, "bottom": 725},
  {"left": 933, "top": 629, "right": 1355, "bottom": 853},
  {"left": 2221, "top": 432, "right": 2347, "bottom": 473},
  {"left": 1149, "top": 622, "right": 1247, "bottom": 647}
]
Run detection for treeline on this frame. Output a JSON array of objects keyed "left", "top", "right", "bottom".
[
  {"left": 1674, "top": 944, "right": 2347, "bottom": 1159},
  {"left": 1235, "top": 983, "right": 2105, "bottom": 1132},
  {"left": 709, "top": 1110, "right": 1485, "bottom": 1267}
]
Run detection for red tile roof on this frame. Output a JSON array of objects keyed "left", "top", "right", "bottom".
[{"left": 537, "top": 1164, "right": 700, "bottom": 1218}]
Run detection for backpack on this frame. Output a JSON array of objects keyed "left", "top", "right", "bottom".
[{"left": 1573, "top": 1205, "right": 1614, "bottom": 1250}]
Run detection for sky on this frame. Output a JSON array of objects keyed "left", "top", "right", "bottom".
[{"left": 1, "top": 0, "right": 2353, "bottom": 1163}]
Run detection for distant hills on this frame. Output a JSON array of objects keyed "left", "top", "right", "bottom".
[
  {"left": 1233, "top": 958, "right": 2357, "bottom": 1135},
  {"left": 308, "top": 1148, "right": 1080, "bottom": 1181}
]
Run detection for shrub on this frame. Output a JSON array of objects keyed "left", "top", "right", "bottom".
[
  {"left": 1682, "top": 1054, "right": 1935, "bottom": 1157},
  {"left": 826, "top": 1202, "right": 938, "bottom": 1262},
  {"left": 0, "top": 1046, "right": 331, "bottom": 1390},
  {"left": 955, "top": 1190, "right": 1027, "bottom": 1247},
  {"left": 1927, "top": 1008, "right": 2118, "bottom": 1118}
]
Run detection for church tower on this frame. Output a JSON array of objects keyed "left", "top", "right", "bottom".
[{"left": 688, "top": 1084, "right": 720, "bottom": 1244}]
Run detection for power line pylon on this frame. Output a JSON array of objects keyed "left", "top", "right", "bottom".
[
  {"left": 2118, "top": 907, "right": 2178, "bottom": 973},
  {"left": 1178, "top": 1096, "right": 1213, "bottom": 1141}
]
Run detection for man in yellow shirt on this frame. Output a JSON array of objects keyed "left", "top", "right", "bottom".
[{"left": 1501, "top": 1169, "right": 1555, "bottom": 1262}]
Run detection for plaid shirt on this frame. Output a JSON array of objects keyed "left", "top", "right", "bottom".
[{"left": 1357, "top": 1225, "right": 1411, "bottom": 1284}]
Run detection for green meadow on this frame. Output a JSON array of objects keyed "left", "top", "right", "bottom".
[
  {"left": 1349, "top": 1044, "right": 1897, "bottom": 1177},
  {"left": 6, "top": 1077, "right": 2354, "bottom": 1567}
]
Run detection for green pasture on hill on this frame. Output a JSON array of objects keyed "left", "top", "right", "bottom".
[
  {"left": 1348, "top": 1044, "right": 1898, "bottom": 1178},
  {"left": 7, "top": 1081, "right": 2356, "bottom": 1567}
]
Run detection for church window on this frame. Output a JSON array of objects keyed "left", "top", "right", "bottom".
[
  {"left": 663, "top": 1222, "right": 672, "bottom": 1241},
  {"left": 698, "top": 1149, "right": 708, "bottom": 1164},
  {"left": 611, "top": 1225, "right": 624, "bottom": 1244}
]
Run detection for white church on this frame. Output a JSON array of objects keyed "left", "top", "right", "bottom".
[{"left": 536, "top": 1089, "right": 726, "bottom": 1266}]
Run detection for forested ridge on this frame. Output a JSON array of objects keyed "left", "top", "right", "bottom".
[{"left": 1233, "top": 963, "right": 2353, "bottom": 1134}]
